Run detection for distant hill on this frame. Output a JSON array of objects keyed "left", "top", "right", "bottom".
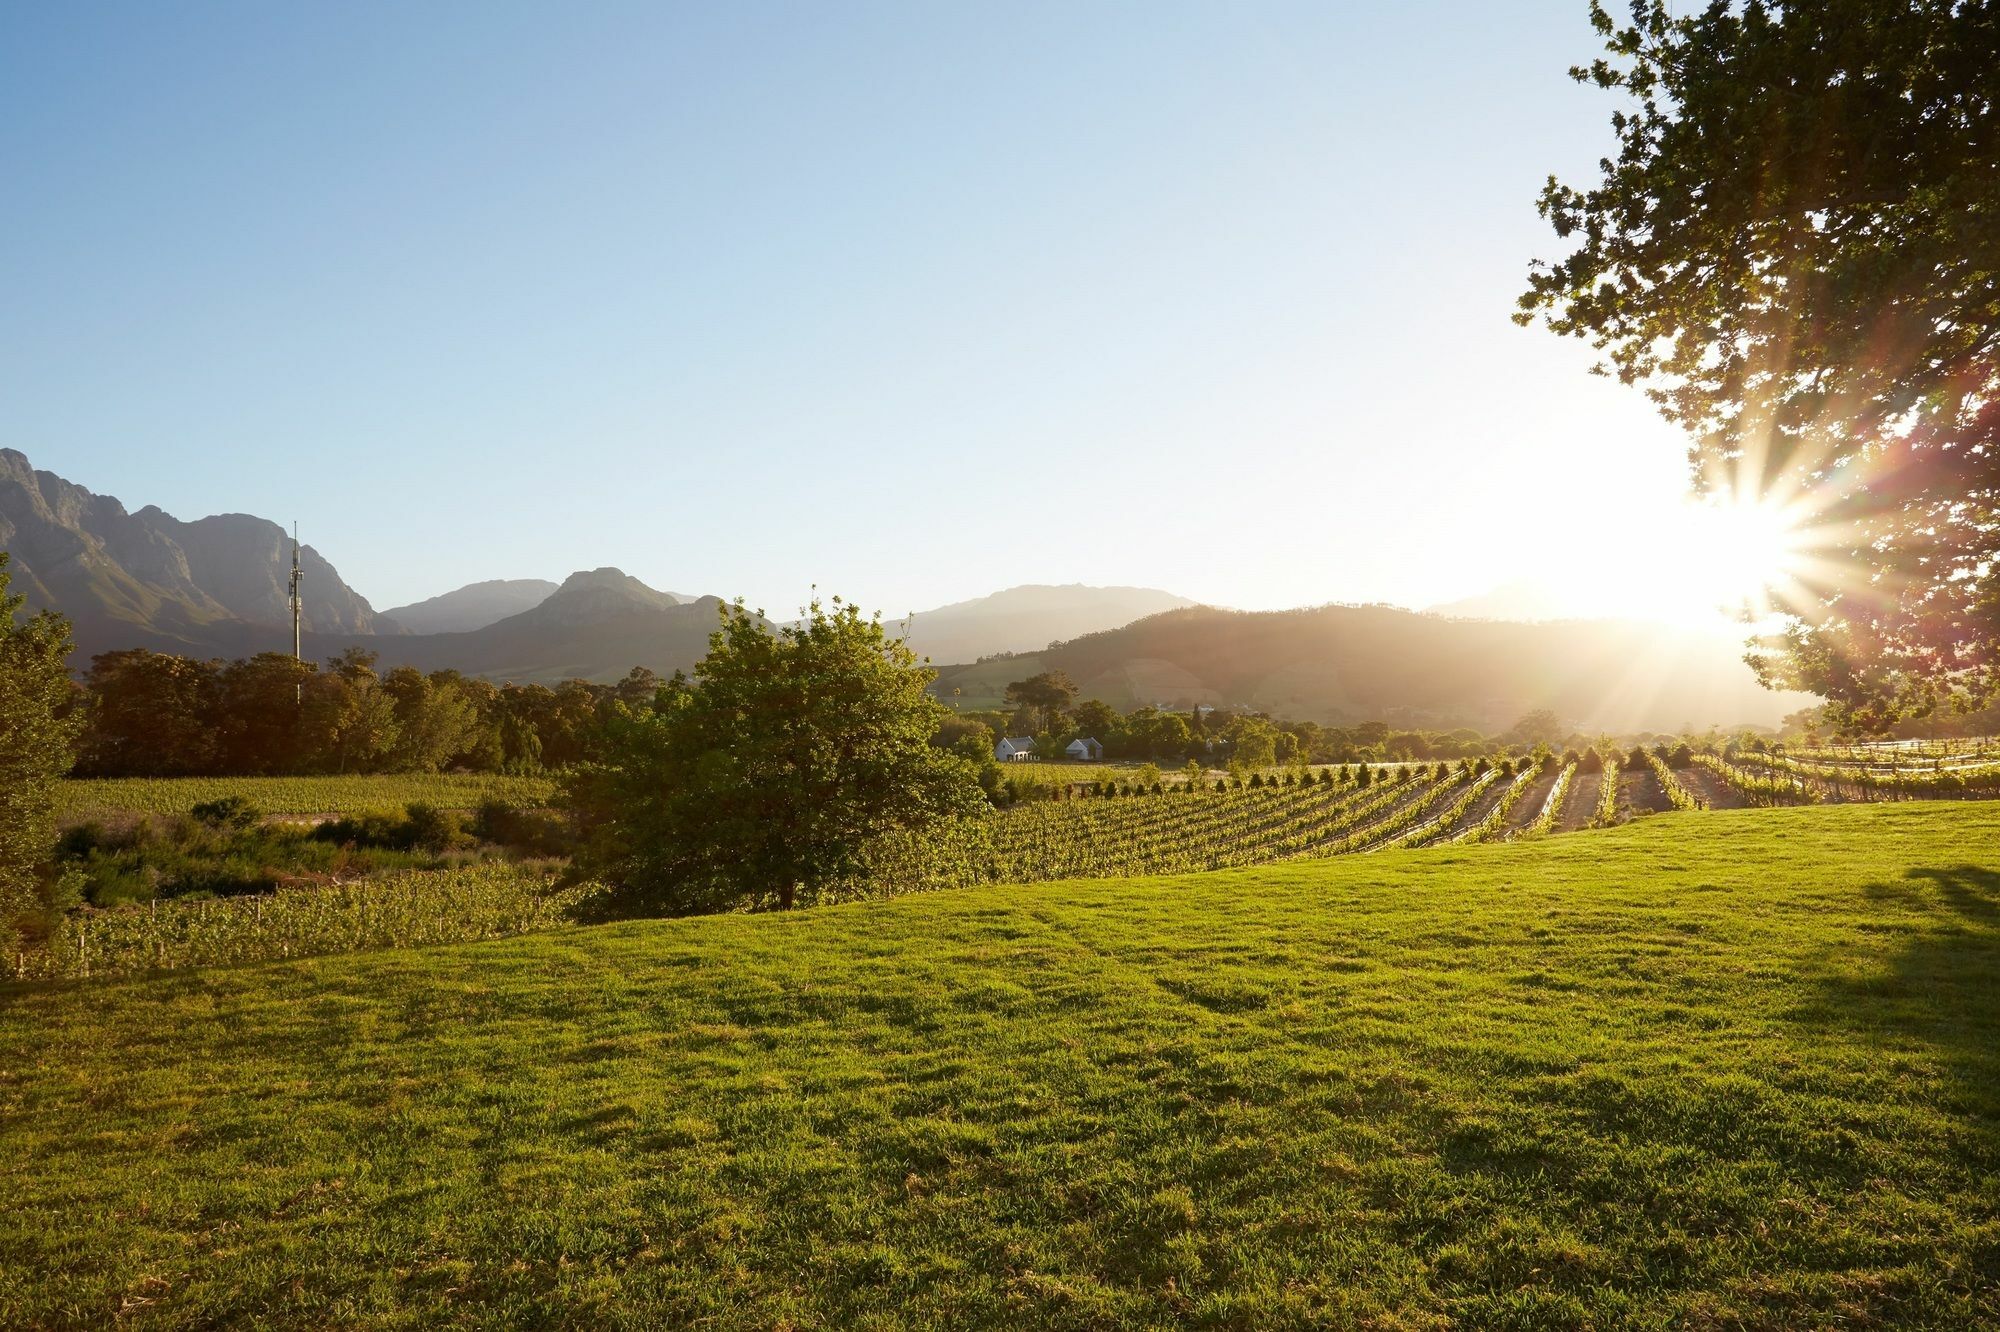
[
  {"left": 929, "top": 602, "right": 1815, "bottom": 733},
  {"left": 0, "top": 449, "right": 391, "bottom": 658},
  {"left": 379, "top": 579, "right": 558, "bottom": 634},
  {"left": 1426, "top": 580, "right": 1573, "bottom": 623},
  {"left": 891, "top": 584, "right": 1196, "bottom": 664},
  {"left": 305, "top": 569, "right": 723, "bottom": 684},
  {"left": 0, "top": 454, "right": 725, "bottom": 682},
  {"left": 505, "top": 568, "right": 683, "bottom": 625}
]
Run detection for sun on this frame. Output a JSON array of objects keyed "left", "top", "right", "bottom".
[
  {"left": 1561, "top": 489, "right": 1822, "bottom": 629},
  {"left": 1683, "top": 496, "right": 1812, "bottom": 615}
]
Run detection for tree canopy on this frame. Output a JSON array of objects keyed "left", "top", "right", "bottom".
[
  {"left": 72, "top": 649, "right": 633, "bottom": 777},
  {"left": 1520, "top": 0, "right": 2000, "bottom": 728},
  {"left": 1002, "top": 670, "right": 1079, "bottom": 735},
  {"left": 574, "top": 598, "right": 985, "bottom": 915}
]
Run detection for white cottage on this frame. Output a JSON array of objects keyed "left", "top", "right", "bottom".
[
  {"left": 994, "top": 736, "right": 1037, "bottom": 762},
  {"left": 1065, "top": 736, "right": 1105, "bottom": 761}
]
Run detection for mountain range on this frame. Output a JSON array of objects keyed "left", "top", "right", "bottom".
[
  {"left": 0, "top": 449, "right": 391, "bottom": 655},
  {"left": 0, "top": 453, "right": 1194, "bottom": 684},
  {"left": 2, "top": 450, "right": 1813, "bottom": 727}
]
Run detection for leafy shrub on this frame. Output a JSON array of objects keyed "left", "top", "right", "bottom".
[
  {"left": 190, "top": 796, "right": 261, "bottom": 831},
  {"left": 404, "top": 803, "right": 468, "bottom": 853},
  {"left": 311, "top": 813, "right": 413, "bottom": 851},
  {"left": 56, "top": 821, "right": 109, "bottom": 860},
  {"left": 472, "top": 800, "right": 575, "bottom": 857}
]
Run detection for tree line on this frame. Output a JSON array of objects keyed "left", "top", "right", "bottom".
[
  {"left": 945, "top": 673, "right": 1615, "bottom": 769},
  {"left": 71, "top": 647, "right": 662, "bottom": 777}
]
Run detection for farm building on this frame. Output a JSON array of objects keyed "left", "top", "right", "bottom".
[
  {"left": 1066, "top": 737, "right": 1105, "bottom": 761},
  {"left": 994, "top": 736, "right": 1037, "bottom": 762}
]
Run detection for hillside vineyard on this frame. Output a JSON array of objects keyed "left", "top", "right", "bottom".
[{"left": 976, "top": 741, "right": 2000, "bottom": 885}]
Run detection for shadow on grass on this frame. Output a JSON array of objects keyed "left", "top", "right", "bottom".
[{"left": 1799, "top": 865, "right": 2000, "bottom": 1146}]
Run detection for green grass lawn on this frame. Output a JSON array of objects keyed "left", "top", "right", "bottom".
[{"left": 3, "top": 804, "right": 1997, "bottom": 1328}]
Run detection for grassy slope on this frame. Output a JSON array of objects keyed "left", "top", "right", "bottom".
[{"left": 3, "top": 805, "right": 1997, "bottom": 1329}]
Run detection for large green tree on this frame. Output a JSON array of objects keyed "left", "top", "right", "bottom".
[
  {"left": 1222, "top": 715, "right": 1281, "bottom": 769},
  {"left": 76, "top": 649, "right": 221, "bottom": 776},
  {"left": 573, "top": 598, "right": 985, "bottom": 915},
  {"left": 1002, "top": 670, "right": 1079, "bottom": 735},
  {"left": 381, "top": 666, "right": 484, "bottom": 772},
  {"left": 323, "top": 648, "right": 400, "bottom": 773},
  {"left": 1521, "top": 0, "right": 2000, "bottom": 728},
  {"left": 0, "top": 554, "right": 84, "bottom": 946}
]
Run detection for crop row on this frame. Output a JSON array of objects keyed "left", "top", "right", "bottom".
[
  {"left": 1642, "top": 749, "right": 1704, "bottom": 811},
  {"left": 1593, "top": 759, "right": 1620, "bottom": 827},
  {"left": 1457, "top": 767, "right": 1541, "bottom": 843},
  {"left": 1692, "top": 753, "right": 1818, "bottom": 805},
  {"left": 1389, "top": 771, "right": 1500, "bottom": 849},
  {"left": 988, "top": 774, "right": 1447, "bottom": 881},
  {"left": 1735, "top": 750, "right": 2000, "bottom": 796},
  {"left": 1793, "top": 739, "right": 2000, "bottom": 765},
  {"left": 1519, "top": 762, "right": 1577, "bottom": 837},
  {"left": 1344, "top": 773, "right": 1473, "bottom": 853}
]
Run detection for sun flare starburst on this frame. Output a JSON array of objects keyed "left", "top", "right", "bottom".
[{"left": 1680, "top": 494, "right": 1814, "bottom": 621}]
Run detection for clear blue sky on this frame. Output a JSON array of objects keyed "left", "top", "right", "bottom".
[{"left": 1, "top": 2, "right": 1699, "bottom": 619}]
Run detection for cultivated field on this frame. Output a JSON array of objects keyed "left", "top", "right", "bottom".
[
  {"left": 2, "top": 802, "right": 1995, "bottom": 1327},
  {"left": 7, "top": 865, "right": 595, "bottom": 982},
  {"left": 983, "top": 741, "right": 2000, "bottom": 883},
  {"left": 54, "top": 773, "right": 559, "bottom": 821},
  {"left": 22, "top": 743, "right": 1999, "bottom": 983}
]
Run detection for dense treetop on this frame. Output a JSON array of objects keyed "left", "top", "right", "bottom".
[
  {"left": 574, "top": 598, "right": 986, "bottom": 915},
  {"left": 1521, "top": 0, "right": 1999, "bottom": 727}
]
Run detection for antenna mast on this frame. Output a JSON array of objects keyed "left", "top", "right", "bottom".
[{"left": 289, "top": 523, "right": 303, "bottom": 704}]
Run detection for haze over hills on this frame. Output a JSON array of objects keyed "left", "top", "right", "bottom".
[
  {"left": 1, "top": 453, "right": 1818, "bottom": 726},
  {"left": 1426, "top": 580, "right": 1575, "bottom": 623},
  {"left": 890, "top": 584, "right": 1196, "bottom": 666},
  {"left": 930, "top": 603, "right": 1814, "bottom": 733},
  {"left": 379, "top": 579, "right": 558, "bottom": 634}
]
